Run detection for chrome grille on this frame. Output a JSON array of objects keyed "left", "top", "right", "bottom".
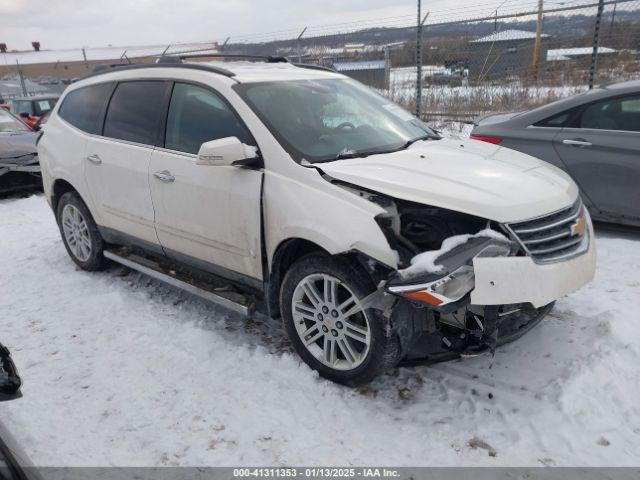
[{"left": 505, "top": 199, "right": 588, "bottom": 263}]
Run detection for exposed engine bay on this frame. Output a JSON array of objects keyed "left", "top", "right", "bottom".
[{"left": 336, "top": 181, "right": 550, "bottom": 360}]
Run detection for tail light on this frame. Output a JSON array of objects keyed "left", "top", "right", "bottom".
[{"left": 470, "top": 134, "right": 503, "bottom": 144}]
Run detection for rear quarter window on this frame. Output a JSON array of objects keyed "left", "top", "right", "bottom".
[
  {"left": 533, "top": 108, "right": 577, "bottom": 128},
  {"left": 58, "top": 83, "right": 113, "bottom": 134}
]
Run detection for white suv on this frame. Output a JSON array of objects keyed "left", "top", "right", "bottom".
[{"left": 38, "top": 58, "right": 596, "bottom": 385}]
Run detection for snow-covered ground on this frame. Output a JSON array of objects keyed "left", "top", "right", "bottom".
[{"left": 1, "top": 194, "right": 640, "bottom": 466}]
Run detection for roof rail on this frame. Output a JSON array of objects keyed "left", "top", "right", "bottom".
[
  {"left": 88, "top": 62, "right": 236, "bottom": 79},
  {"left": 158, "top": 53, "right": 290, "bottom": 63},
  {"left": 87, "top": 55, "right": 335, "bottom": 81},
  {"left": 292, "top": 63, "right": 336, "bottom": 73}
]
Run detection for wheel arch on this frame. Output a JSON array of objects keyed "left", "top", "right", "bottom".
[
  {"left": 266, "top": 238, "right": 328, "bottom": 318},
  {"left": 51, "top": 178, "right": 80, "bottom": 214},
  {"left": 266, "top": 237, "right": 391, "bottom": 318},
  {"left": 51, "top": 178, "right": 103, "bottom": 222}
]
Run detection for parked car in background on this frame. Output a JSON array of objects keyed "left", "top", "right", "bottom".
[
  {"left": 32, "top": 111, "right": 51, "bottom": 131},
  {"left": 9, "top": 95, "right": 59, "bottom": 130},
  {"left": 0, "top": 108, "right": 41, "bottom": 194},
  {"left": 471, "top": 79, "right": 640, "bottom": 227},
  {"left": 38, "top": 58, "right": 595, "bottom": 385}
]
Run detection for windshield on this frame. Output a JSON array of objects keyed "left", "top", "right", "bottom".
[
  {"left": 235, "top": 78, "right": 438, "bottom": 163},
  {"left": 0, "top": 109, "right": 30, "bottom": 133}
]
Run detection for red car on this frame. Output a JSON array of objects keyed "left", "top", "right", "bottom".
[{"left": 9, "top": 95, "right": 59, "bottom": 129}]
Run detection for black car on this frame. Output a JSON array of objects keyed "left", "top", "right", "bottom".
[
  {"left": 0, "top": 346, "right": 38, "bottom": 480},
  {"left": 0, "top": 109, "right": 41, "bottom": 195}
]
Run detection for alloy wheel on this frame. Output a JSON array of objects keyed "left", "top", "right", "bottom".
[
  {"left": 291, "top": 273, "right": 371, "bottom": 371},
  {"left": 61, "top": 204, "right": 92, "bottom": 262}
]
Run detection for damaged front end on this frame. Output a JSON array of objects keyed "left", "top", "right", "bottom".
[
  {"left": 349, "top": 191, "right": 553, "bottom": 362},
  {"left": 384, "top": 235, "right": 547, "bottom": 361},
  {"left": 0, "top": 154, "right": 41, "bottom": 194}
]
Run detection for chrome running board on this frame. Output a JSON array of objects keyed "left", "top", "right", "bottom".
[{"left": 103, "top": 250, "right": 253, "bottom": 317}]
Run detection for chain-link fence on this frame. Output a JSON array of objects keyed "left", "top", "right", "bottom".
[
  {"left": 2, "top": 0, "right": 639, "bottom": 124},
  {"left": 225, "top": 0, "right": 640, "bottom": 124}
]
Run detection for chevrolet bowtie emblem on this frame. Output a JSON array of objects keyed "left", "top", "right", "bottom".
[{"left": 570, "top": 215, "right": 586, "bottom": 237}]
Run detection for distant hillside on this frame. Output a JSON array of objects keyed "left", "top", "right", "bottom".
[{"left": 228, "top": 9, "right": 640, "bottom": 55}]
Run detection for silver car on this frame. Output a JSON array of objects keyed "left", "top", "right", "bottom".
[{"left": 471, "top": 79, "right": 640, "bottom": 227}]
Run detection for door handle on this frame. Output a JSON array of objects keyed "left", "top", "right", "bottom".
[
  {"left": 562, "top": 139, "right": 592, "bottom": 147},
  {"left": 153, "top": 170, "right": 175, "bottom": 183},
  {"left": 86, "top": 154, "right": 102, "bottom": 165}
]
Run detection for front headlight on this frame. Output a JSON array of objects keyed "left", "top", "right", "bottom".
[{"left": 386, "top": 238, "right": 513, "bottom": 310}]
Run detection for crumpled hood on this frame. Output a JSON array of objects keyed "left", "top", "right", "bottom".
[
  {"left": 0, "top": 131, "right": 38, "bottom": 161},
  {"left": 319, "top": 137, "right": 578, "bottom": 223}
]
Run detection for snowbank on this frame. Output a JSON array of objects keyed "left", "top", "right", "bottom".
[{"left": 1, "top": 195, "right": 639, "bottom": 466}]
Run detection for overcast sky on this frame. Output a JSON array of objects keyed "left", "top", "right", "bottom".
[{"left": 0, "top": 0, "right": 539, "bottom": 51}]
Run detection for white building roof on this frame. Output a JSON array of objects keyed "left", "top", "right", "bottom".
[
  {"left": 470, "top": 29, "right": 550, "bottom": 43},
  {"left": 0, "top": 42, "right": 218, "bottom": 66},
  {"left": 547, "top": 47, "right": 617, "bottom": 61},
  {"left": 332, "top": 60, "right": 386, "bottom": 72}
]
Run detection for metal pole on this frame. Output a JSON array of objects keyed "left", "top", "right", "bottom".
[
  {"left": 384, "top": 45, "right": 390, "bottom": 89},
  {"left": 297, "top": 27, "right": 307, "bottom": 63},
  {"left": 532, "top": 0, "right": 544, "bottom": 80},
  {"left": 589, "top": 0, "right": 606, "bottom": 89},
  {"left": 16, "top": 60, "right": 27, "bottom": 96},
  {"left": 609, "top": 1, "right": 617, "bottom": 32},
  {"left": 416, "top": 0, "right": 422, "bottom": 118}
]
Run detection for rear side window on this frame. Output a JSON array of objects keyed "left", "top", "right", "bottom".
[
  {"left": 103, "top": 81, "right": 166, "bottom": 145},
  {"left": 58, "top": 83, "right": 112, "bottom": 134},
  {"left": 578, "top": 94, "right": 640, "bottom": 132},
  {"left": 34, "top": 98, "right": 57, "bottom": 116},
  {"left": 165, "top": 82, "right": 252, "bottom": 154}
]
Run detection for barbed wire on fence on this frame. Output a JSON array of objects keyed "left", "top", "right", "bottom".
[
  {"left": 2, "top": 0, "right": 639, "bottom": 123},
  {"left": 220, "top": 0, "right": 638, "bottom": 122}
]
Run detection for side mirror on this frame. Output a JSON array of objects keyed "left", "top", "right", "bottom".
[{"left": 196, "top": 137, "right": 261, "bottom": 168}]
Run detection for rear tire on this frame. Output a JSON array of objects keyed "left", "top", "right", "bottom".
[
  {"left": 56, "top": 191, "right": 107, "bottom": 271},
  {"left": 280, "top": 253, "right": 400, "bottom": 386}
]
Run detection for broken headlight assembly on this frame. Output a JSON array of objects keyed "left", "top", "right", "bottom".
[{"left": 386, "top": 237, "right": 514, "bottom": 311}]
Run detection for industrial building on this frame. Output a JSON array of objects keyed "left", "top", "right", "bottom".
[
  {"left": 466, "top": 29, "right": 550, "bottom": 82},
  {"left": 0, "top": 42, "right": 218, "bottom": 89}
]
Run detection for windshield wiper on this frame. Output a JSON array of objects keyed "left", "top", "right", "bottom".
[
  {"left": 400, "top": 134, "right": 435, "bottom": 150},
  {"left": 333, "top": 150, "right": 377, "bottom": 161},
  {"left": 313, "top": 134, "right": 437, "bottom": 164}
]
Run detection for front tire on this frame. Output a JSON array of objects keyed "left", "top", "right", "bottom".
[
  {"left": 280, "top": 254, "right": 400, "bottom": 386},
  {"left": 56, "top": 191, "right": 107, "bottom": 271}
]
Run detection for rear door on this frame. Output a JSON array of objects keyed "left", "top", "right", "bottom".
[
  {"left": 149, "top": 81, "right": 263, "bottom": 280},
  {"left": 84, "top": 80, "right": 168, "bottom": 247},
  {"left": 554, "top": 94, "right": 640, "bottom": 219}
]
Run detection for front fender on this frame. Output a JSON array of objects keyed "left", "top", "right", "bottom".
[{"left": 264, "top": 170, "right": 398, "bottom": 271}]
